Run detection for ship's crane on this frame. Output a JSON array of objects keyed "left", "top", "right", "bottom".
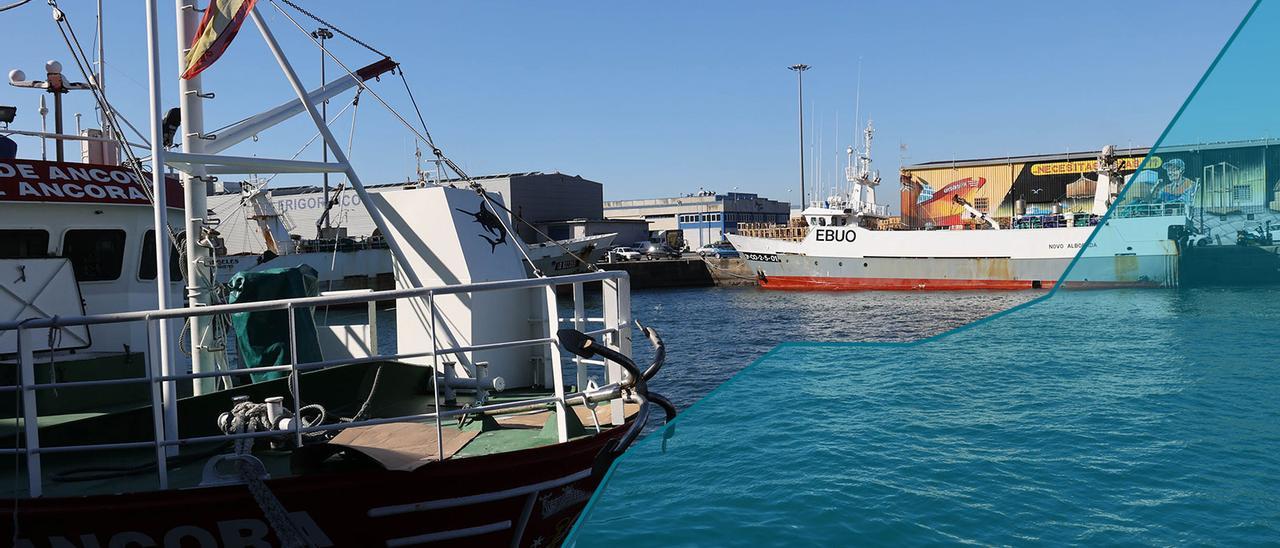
[
  {"left": 953, "top": 195, "right": 1000, "bottom": 230},
  {"left": 241, "top": 181, "right": 299, "bottom": 256}
]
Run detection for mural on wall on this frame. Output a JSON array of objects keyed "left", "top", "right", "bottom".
[
  {"left": 913, "top": 177, "right": 988, "bottom": 226},
  {"left": 901, "top": 142, "right": 1280, "bottom": 244}
]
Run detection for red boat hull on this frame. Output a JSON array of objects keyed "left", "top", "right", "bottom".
[
  {"left": 5, "top": 422, "right": 630, "bottom": 547},
  {"left": 758, "top": 275, "right": 1162, "bottom": 291}
]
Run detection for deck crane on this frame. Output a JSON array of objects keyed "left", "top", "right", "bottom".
[{"left": 953, "top": 195, "right": 1000, "bottom": 230}]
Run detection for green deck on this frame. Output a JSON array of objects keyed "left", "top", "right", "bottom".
[{"left": 0, "top": 359, "right": 611, "bottom": 499}]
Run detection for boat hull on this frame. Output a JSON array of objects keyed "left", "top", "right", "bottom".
[
  {"left": 729, "top": 215, "right": 1185, "bottom": 290},
  {"left": 5, "top": 420, "right": 631, "bottom": 548}
]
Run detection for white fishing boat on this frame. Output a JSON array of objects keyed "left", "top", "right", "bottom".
[
  {"left": 729, "top": 121, "right": 1189, "bottom": 290},
  {"left": 1, "top": 1, "right": 672, "bottom": 545}
]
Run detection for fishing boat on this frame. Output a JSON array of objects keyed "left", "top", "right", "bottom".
[
  {"left": 1, "top": 1, "right": 673, "bottom": 546},
  {"left": 729, "top": 121, "right": 1190, "bottom": 290}
]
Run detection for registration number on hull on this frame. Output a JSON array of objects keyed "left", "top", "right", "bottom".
[{"left": 742, "top": 252, "right": 781, "bottom": 263}]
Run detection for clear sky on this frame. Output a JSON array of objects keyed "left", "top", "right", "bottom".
[{"left": 1, "top": 1, "right": 1254, "bottom": 209}]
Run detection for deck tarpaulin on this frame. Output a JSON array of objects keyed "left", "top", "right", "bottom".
[{"left": 227, "top": 264, "right": 323, "bottom": 383}]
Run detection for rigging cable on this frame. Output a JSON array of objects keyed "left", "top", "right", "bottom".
[
  {"left": 267, "top": 0, "right": 599, "bottom": 273},
  {"left": 47, "top": 1, "right": 186, "bottom": 260},
  {"left": 0, "top": 0, "right": 32, "bottom": 13}
]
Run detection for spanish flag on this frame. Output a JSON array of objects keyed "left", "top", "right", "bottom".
[{"left": 181, "top": 0, "right": 258, "bottom": 80}]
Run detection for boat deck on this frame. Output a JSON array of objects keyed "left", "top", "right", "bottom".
[{"left": 0, "top": 359, "right": 636, "bottom": 499}]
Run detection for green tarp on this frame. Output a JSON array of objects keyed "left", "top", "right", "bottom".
[{"left": 227, "top": 265, "right": 323, "bottom": 383}]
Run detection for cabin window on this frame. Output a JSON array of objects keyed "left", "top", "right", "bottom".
[
  {"left": 62, "top": 229, "right": 126, "bottom": 281},
  {"left": 0, "top": 229, "right": 50, "bottom": 258},
  {"left": 138, "top": 230, "right": 184, "bottom": 281}
]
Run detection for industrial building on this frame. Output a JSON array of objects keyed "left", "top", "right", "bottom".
[
  {"left": 900, "top": 141, "right": 1280, "bottom": 241},
  {"left": 902, "top": 147, "right": 1148, "bottom": 229},
  {"left": 208, "top": 172, "right": 606, "bottom": 254},
  {"left": 603, "top": 190, "right": 791, "bottom": 249}
]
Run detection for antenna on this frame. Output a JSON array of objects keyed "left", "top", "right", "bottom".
[
  {"left": 817, "top": 114, "right": 823, "bottom": 202},
  {"left": 853, "top": 57, "right": 862, "bottom": 151}
]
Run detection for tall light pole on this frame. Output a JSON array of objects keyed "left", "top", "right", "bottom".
[
  {"left": 312, "top": 27, "right": 333, "bottom": 234},
  {"left": 788, "top": 64, "right": 810, "bottom": 209}
]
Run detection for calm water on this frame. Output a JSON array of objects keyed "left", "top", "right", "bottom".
[
  {"left": 318, "top": 286, "right": 1037, "bottom": 413},
  {"left": 626, "top": 287, "right": 1037, "bottom": 411},
  {"left": 569, "top": 287, "right": 1280, "bottom": 545}
]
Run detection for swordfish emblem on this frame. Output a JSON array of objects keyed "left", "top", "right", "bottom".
[{"left": 456, "top": 200, "right": 509, "bottom": 252}]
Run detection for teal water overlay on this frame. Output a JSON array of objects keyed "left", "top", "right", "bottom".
[
  {"left": 571, "top": 288, "right": 1280, "bottom": 544},
  {"left": 571, "top": 1, "right": 1280, "bottom": 544}
]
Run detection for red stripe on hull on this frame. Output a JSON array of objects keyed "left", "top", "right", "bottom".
[{"left": 758, "top": 276, "right": 1164, "bottom": 291}]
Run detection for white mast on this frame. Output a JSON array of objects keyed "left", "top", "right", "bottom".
[
  {"left": 95, "top": 0, "right": 107, "bottom": 134},
  {"left": 846, "top": 144, "right": 861, "bottom": 208},
  {"left": 861, "top": 118, "right": 879, "bottom": 211},
  {"left": 176, "top": 0, "right": 220, "bottom": 395},
  {"left": 144, "top": 0, "right": 179, "bottom": 457}
]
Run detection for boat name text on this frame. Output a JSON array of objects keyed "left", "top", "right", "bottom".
[
  {"left": 814, "top": 228, "right": 857, "bottom": 243},
  {"left": 1047, "top": 242, "right": 1097, "bottom": 249},
  {"left": 0, "top": 159, "right": 182, "bottom": 207},
  {"left": 16, "top": 511, "right": 334, "bottom": 548}
]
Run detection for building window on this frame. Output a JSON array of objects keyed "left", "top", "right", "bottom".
[
  {"left": 1233, "top": 185, "right": 1252, "bottom": 203},
  {"left": 974, "top": 197, "right": 989, "bottom": 212},
  {"left": 62, "top": 229, "right": 126, "bottom": 281},
  {"left": 0, "top": 229, "right": 50, "bottom": 259},
  {"left": 138, "top": 230, "right": 184, "bottom": 281}
]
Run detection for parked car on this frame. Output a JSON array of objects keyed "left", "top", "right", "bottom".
[
  {"left": 697, "top": 242, "right": 739, "bottom": 258},
  {"left": 641, "top": 242, "right": 682, "bottom": 260},
  {"left": 610, "top": 246, "right": 642, "bottom": 261}
]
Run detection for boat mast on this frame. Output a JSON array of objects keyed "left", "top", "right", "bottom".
[
  {"left": 144, "top": 0, "right": 179, "bottom": 456},
  {"left": 95, "top": 0, "right": 108, "bottom": 135},
  {"left": 862, "top": 119, "right": 879, "bottom": 211},
  {"left": 176, "top": 0, "right": 219, "bottom": 395}
]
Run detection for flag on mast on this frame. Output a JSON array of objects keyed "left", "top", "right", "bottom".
[{"left": 181, "top": 0, "right": 258, "bottom": 80}]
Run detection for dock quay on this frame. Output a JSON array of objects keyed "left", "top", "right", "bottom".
[{"left": 597, "top": 257, "right": 757, "bottom": 289}]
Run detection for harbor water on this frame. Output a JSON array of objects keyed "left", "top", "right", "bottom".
[
  {"left": 568, "top": 287, "right": 1280, "bottom": 545},
  {"left": 322, "top": 287, "right": 1038, "bottom": 412}
]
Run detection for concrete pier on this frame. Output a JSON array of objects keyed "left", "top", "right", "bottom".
[{"left": 597, "top": 257, "right": 756, "bottom": 289}]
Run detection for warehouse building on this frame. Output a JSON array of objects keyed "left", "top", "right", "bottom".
[
  {"left": 603, "top": 190, "right": 791, "bottom": 249},
  {"left": 900, "top": 141, "right": 1280, "bottom": 241},
  {"left": 900, "top": 147, "right": 1152, "bottom": 229},
  {"left": 209, "top": 172, "right": 605, "bottom": 254}
]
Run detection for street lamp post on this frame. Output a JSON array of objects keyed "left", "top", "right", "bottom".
[
  {"left": 788, "top": 64, "right": 810, "bottom": 210},
  {"left": 312, "top": 27, "right": 334, "bottom": 233}
]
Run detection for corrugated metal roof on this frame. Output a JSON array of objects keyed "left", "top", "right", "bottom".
[
  {"left": 905, "top": 138, "right": 1280, "bottom": 171},
  {"left": 905, "top": 148, "right": 1152, "bottom": 170}
]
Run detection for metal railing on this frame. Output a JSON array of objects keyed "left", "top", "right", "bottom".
[
  {"left": 1, "top": 270, "right": 635, "bottom": 498},
  {"left": 1112, "top": 201, "right": 1188, "bottom": 219}
]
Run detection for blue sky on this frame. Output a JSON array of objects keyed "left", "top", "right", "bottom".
[{"left": 1, "top": 1, "right": 1252, "bottom": 208}]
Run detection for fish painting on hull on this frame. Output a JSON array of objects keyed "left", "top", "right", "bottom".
[{"left": 456, "top": 200, "right": 509, "bottom": 252}]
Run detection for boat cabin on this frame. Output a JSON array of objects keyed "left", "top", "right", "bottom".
[{"left": 1, "top": 156, "right": 185, "bottom": 358}]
